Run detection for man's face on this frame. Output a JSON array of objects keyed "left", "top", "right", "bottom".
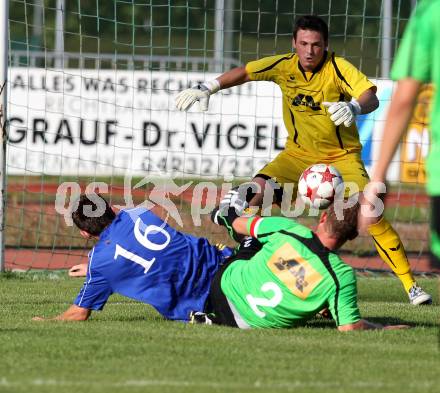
[{"left": 293, "top": 29, "right": 327, "bottom": 71}]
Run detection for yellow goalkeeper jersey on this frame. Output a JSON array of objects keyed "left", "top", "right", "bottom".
[{"left": 245, "top": 51, "right": 376, "bottom": 159}]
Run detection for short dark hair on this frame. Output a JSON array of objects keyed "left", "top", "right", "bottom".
[
  {"left": 71, "top": 194, "right": 116, "bottom": 236},
  {"left": 324, "top": 202, "right": 359, "bottom": 244},
  {"left": 293, "top": 15, "right": 328, "bottom": 43}
]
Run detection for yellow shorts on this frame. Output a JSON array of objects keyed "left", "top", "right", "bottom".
[{"left": 257, "top": 150, "right": 369, "bottom": 197}]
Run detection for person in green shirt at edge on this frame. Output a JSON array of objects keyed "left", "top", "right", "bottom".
[
  {"left": 207, "top": 189, "right": 409, "bottom": 331},
  {"left": 360, "top": 0, "right": 440, "bottom": 271}
]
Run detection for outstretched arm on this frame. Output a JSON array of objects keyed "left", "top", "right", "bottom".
[
  {"left": 231, "top": 216, "right": 252, "bottom": 236},
  {"left": 359, "top": 79, "right": 421, "bottom": 230},
  {"left": 216, "top": 66, "right": 250, "bottom": 89},
  {"left": 338, "top": 319, "right": 409, "bottom": 331},
  {"left": 33, "top": 305, "right": 91, "bottom": 322},
  {"left": 212, "top": 188, "right": 299, "bottom": 240},
  {"left": 357, "top": 87, "right": 379, "bottom": 114},
  {"left": 371, "top": 78, "right": 421, "bottom": 183}
]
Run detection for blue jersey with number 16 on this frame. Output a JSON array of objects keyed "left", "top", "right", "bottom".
[{"left": 74, "top": 207, "right": 230, "bottom": 321}]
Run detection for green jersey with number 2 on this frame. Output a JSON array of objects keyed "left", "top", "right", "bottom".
[{"left": 220, "top": 217, "right": 361, "bottom": 328}]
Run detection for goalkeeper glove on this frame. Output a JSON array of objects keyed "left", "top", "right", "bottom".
[
  {"left": 175, "top": 80, "right": 220, "bottom": 111},
  {"left": 323, "top": 99, "right": 362, "bottom": 127},
  {"left": 211, "top": 188, "right": 249, "bottom": 241}
]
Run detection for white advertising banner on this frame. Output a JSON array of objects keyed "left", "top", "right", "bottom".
[{"left": 7, "top": 68, "right": 409, "bottom": 180}]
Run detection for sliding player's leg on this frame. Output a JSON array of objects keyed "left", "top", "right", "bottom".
[{"left": 333, "top": 154, "right": 432, "bottom": 305}]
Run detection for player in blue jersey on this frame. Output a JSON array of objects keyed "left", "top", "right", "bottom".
[
  {"left": 33, "top": 194, "right": 232, "bottom": 322},
  {"left": 33, "top": 192, "right": 408, "bottom": 331}
]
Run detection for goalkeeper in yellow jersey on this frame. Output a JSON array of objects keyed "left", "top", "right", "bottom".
[{"left": 175, "top": 15, "right": 431, "bottom": 305}]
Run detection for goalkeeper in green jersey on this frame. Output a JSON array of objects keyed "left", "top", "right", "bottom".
[{"left": 207, "top": 189, "right": 408, "bottom": 331}]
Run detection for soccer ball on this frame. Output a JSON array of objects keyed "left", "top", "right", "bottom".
[{"left": 297, "top": 164, "right": 343, "bottom": 209}]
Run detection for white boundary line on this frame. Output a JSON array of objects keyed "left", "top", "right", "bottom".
[{"left": 0, "top": 378, "right": 436, "bottom": 390}]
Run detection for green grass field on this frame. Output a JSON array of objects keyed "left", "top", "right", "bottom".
[{"left": 0, "top": 273, "right": 438, "bottom": 393}]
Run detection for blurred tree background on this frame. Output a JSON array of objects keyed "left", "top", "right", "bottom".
[{"left": 9, "top": 0, "right": 415, "bottom": 76}]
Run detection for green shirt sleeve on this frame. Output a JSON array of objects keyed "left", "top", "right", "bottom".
[
  {"left": 246, "top": 216, "right": 312, "bottom": 244},
  {"left": 327, "top": 261, "right": 361, "bottom": 326},
  {"left": 391, "top": 5, "right": 433, "bottom": 82}
]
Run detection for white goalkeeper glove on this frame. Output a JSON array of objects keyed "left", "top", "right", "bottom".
[
  {"left": 323, "top": 99, "right": 362, "bottom": 127},
  {"left": 211, "top": 188, "right": 249, "bottom": 242},
  {"left": 175, "top": 79, "right": 220, "bottom": 112},
  {"left": 219, "top": 188, "right": 249, "bottom": 218}
]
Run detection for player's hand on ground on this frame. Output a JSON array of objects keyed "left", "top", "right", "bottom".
[
  {"left": 175, "top": 80, "right": 220, "bottom": 111},
  {"left": 383, "top": 324, "right": 411, "bottom": 330},
  {"left": 368, "top": 321, "right": 411, "bottom": 330},
  {"left": 68, "top": 263, "right": 88, "bottom": 277},
  {"left": 32, "top": 316, "right": 50, "bottom": 321},
  {"left": 323, "top": 99, "right": 361, "bottom": 127}
]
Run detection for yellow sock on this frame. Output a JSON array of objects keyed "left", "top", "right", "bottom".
[{"left": 368, "top": 217, "right": 415, "bottom": 292}]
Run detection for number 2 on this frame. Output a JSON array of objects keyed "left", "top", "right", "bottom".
[{"left": 246, "top": 282, "right": 283, "bottom": 318}]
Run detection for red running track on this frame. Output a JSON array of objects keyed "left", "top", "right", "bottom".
[
  {"left": 6, "top": 182, "right": 430, "bottom": 207},
  {"left": 5, "top": 248, "right": 438, "bottom": 273}
]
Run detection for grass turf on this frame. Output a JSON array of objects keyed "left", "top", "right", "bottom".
[{"left": 0, "top": 274, "right": 438, "bottom": 393}]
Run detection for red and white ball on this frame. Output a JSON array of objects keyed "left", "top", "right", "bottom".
[{"left": 298, "top": 164, "right": 343, "bottom": 209}]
